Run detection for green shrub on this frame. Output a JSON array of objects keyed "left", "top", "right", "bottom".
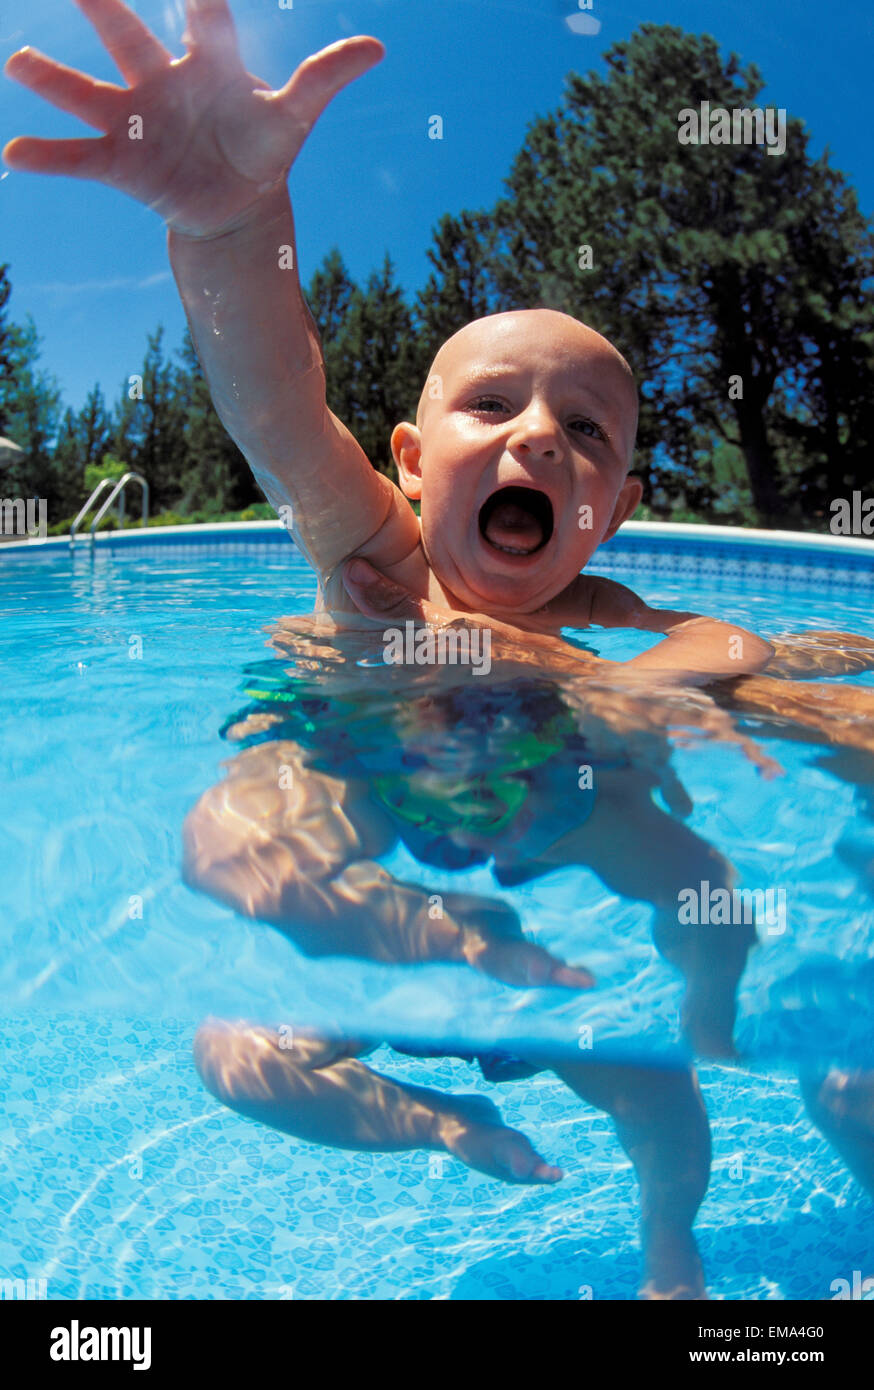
[
  {"left": 83, "top": 454, "right": 127, "bottom": 497},
  {"left": 238, "top": 503, "right": 275, "bottom": 521}
]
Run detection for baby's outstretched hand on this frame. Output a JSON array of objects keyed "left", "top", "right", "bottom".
[{"left": 3, "top": 0, "right": 383, "bottom": 237}]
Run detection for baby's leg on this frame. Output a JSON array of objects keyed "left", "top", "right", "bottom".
[
  {"left": 549, "top": 1057, "right": 711, "bottom": 1299},
  {"left": 538, "top": 773, "right": 754, "bottom": 1057},
  {"left": 183, "top": 741, "right": 591, "bottom": 988},
  {"left": 193, "top": 1018, "right": 561, "bottom": 1183},
  {"left": 766, "top": 631, "right": 874, "bottom": 680},
  {"left": 800, "top": 1069, "right": 874, "bottom": 1197}
]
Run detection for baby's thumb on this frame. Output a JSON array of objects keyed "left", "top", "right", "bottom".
[{"left": 273, "top": 37, "right": 384, "bottom": 134}]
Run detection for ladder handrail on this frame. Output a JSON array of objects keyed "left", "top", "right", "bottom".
[
  {"left": 70, "top": 476, "right": 116, "bottom": 546},
  {"left": 69, "top": 472, "right": 149, "bottom": 549},
  {"left": 89, "top": 473, "right": 149, "bottom": 541}
]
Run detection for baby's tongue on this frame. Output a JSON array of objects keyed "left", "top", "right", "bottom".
[{"left": 484, "top": 499, "right": 544, "bottom": 554}]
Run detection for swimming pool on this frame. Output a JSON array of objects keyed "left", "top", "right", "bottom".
[{"left": 2, "top": 522, "right": 874, "bottom": 1300}]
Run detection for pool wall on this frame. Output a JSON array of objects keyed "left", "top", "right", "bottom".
[{"left": 3, "top": 520, "right": 874, "bottom": 591}]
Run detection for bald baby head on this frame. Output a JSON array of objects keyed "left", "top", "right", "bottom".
[
  {"left": 388, "top": 307, "right": 644, "bottom": 615},
  {"left": 415, "top": 308, "right": 638, "bottom": 465}
]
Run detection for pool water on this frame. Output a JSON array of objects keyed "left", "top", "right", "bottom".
[{"left": 2, "top": 531, "right": 874, "bottom": 1299}]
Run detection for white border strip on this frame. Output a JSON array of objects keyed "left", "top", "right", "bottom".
[
  {"left": 0, "top": 520, "right": 290, "bottom": 552},
  {"left": 1, "top": 517, "right": 872, "bottom": 557},
  {"left": 617, "top": 520, "right": 874, "bottom": 555}
]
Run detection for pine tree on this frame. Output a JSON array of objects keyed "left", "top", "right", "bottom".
[
  {"left": 328, "top": 255, "right": 418, "bottom": 479},
  {"left": 1, "top": 315, "right": 62, "bottom": 508},
  {"left": 414, "top": 212, "right": 499, "bottom": 368},
  {"left": 487, "top": 24, "right": 874, "bottom": 524},
  {"left": 51, "top": 384, "right": 112, "bottom": 516},
  {"left": 175, "top": 328, "right": 257, "bottom": 513},
  {"left": 0, "top": 264, "right": 17, "bottom": 439},
  {"left": 307, "top": 248, "right": 356, "bottom": 350},
  {"left": 109, "top": 327, "right": 187, "bottom": 511},
  {"left": 305, "top": 248, "right": 360, "bottom": 438}
]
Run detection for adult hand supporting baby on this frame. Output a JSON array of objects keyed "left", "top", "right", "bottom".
[
  {"left": 343, "top": 557, "right": 522, "bottom": 632},
  {"left": 340, "top": 557, "right": 604, "bottom": 675},
  {"left": 342, "top": 557, "right": 783, "bottom": 777}
]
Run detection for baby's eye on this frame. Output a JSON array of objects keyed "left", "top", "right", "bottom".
[
  {"left": 570, "top": 417, "right": 606, "bottom": 440},
  {"left": 469, "top": 397, "right": 507, "bottom": 413}
]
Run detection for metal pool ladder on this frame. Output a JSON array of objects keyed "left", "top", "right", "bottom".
[{"left": 69, "top": 472, "right": 149, "bottom": 550}]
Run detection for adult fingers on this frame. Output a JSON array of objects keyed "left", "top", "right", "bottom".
[
  {"left": 341, "top": 557, "right": 498, "bottom": 634},
  {"left": 342, "top": 557, "right": 436, "bottom": 624}
]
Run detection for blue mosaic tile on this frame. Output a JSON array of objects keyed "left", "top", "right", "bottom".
[{"left": 2, "top": 1015, "right": 871, "bottom": 1301}]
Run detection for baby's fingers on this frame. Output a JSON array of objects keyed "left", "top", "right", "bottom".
[
  {"left": 269, "top": 36, "right": 384, "bottom": 143},
  {"left": 76, "top": 0, "right": 172, "bottom": 85},
  {"left": 4, "top": 47, "right": 122, "bottom": 132},
  {"left": 735, "top": 733, "right": 783, "bottom": 780},
  {"left": 2, "top": 133, "right": 110, "bottom": 178},
  {"left": 667, "top": 718, "right": 783, "bottom": 780},
  {"left": 183, "top": 0, "right": 240, "bottom": 60}
]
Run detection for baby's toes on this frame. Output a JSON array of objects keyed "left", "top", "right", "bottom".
[
  {"left": 469, "top": 933, "right": 593, "bottom": 990},
  {"left": 444, "top": 1119, "right": 563, "bottom": 1185},
  {"left": 493, "top": 1131, "right": 563, "bottom": 1183}
]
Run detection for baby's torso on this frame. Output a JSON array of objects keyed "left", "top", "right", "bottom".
[{"left": 222, "top": 629, "right": 623, "bottom": 877}]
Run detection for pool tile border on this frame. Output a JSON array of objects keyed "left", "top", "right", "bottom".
[{"left": 2, "top": 521, "right": 873, "bottom": 589}]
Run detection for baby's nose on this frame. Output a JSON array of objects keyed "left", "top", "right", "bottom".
[{"left": 512, "top": 418, "right": 561, "bottom": 456}]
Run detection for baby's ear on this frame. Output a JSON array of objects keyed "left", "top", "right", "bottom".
[
  {"left": 391, "top": 422, "right": 423, "bottom": 498},
  {"left": 603, "top": 474, "right": 643, "bottom": 539}
]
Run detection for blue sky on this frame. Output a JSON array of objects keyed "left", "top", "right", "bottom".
[{"left": 1, "top": 0, "right": 872, "bottom": 415}]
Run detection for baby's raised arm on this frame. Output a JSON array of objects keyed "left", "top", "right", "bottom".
[
  {"left": 167, "top": 181, "right": 417, "bottom": 598},
  {"left": 4, "top": 0, "right": 416, "bottom": 594}
]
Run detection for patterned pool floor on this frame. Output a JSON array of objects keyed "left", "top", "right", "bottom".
[{"left": 1, "top": 1015, "right": 872, "bottom": 1301}]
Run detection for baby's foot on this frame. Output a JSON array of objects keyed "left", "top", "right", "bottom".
[
  {"left": 459, "top": 924, "right": 594, "bottom": 990},
  {"left": 441, "top": 893, "right": 594, "bottom": 991},
  {"left": 639, "top": 1225, "right": 707, "bottom": 1300},
  {"left": 801, "top": 1070, "right": 874, "bottom": 1196},
  {"left": 436, "top": 1092, "right": 563, "bottom": 1184}
]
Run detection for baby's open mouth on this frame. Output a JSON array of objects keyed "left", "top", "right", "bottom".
[{"left": 478, "top": 486, "right": 554, "bottom": 556}]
